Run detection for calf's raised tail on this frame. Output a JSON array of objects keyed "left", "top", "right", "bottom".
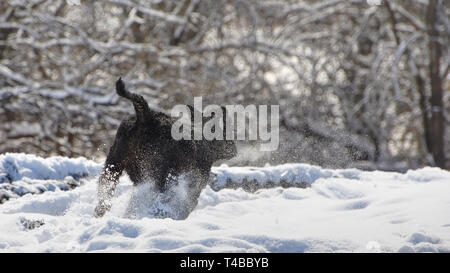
[{"left": 116, "top": 78, "right": 151, "bottom": 123}]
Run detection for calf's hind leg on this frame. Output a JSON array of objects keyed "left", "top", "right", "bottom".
[{"left": 94, "top": 140, "right": 126, "bottom": 217}]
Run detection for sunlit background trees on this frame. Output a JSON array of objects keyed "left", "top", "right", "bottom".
[{"left": 0, "top": 0, "right": 448, "bottom": 170}]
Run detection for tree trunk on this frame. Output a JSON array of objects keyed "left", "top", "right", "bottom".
[{"left": 426, "top": 0, "right": 446, "bottom": 169}]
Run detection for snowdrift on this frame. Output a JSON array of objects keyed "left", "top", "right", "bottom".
[
  {"left": 1, "top": 153, "right": 450, "bottom": 253},
  {"left": 0, "top": 153, "right": 362, "bottom": 202},
  {"left": 0, "top": 153, "right": 102, "bottom": 203}
]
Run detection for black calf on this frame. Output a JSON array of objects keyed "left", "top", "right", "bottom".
[{"left": 94, "top": 78, "right": 236, "bottom": 219}]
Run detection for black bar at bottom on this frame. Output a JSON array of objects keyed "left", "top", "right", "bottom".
[{"left": 1, "top": 253, "right": 446, "bottom": 272}]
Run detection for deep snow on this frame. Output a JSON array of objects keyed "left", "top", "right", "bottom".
[{"left": 1, "top": 153, "right": 450, "bottom": 252}]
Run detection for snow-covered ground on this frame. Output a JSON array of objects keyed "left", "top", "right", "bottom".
[{"left": 1, "top": 153, "right": 450, "bottom": 252}]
